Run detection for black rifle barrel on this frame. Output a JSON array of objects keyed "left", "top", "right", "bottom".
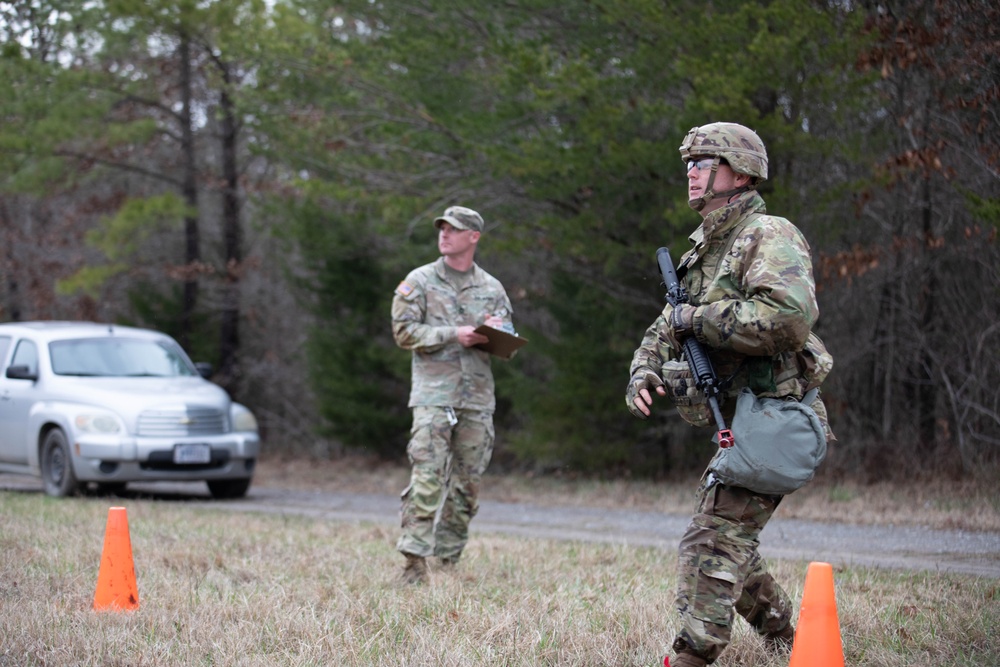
[{"left": 655, "top": 247, "right": 735, "bottom": 448}]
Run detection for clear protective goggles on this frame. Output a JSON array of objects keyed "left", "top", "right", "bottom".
[{"left": 685, "top": 157, "right": 717, "bottom": 172}]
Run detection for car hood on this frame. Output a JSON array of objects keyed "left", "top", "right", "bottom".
[{"left": 42, "top": 376, "right": 231, "bottom": 413}]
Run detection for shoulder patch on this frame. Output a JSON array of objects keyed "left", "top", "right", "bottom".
[{"left": 395, "top": 280, "right": 415, "bottom": 297}]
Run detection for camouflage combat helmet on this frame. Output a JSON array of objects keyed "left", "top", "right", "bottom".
[{"left": 680, "top": 122, "right": 768, "bottom": 212}]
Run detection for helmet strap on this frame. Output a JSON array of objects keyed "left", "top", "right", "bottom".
[
  {"left": 716, "top": 184, "right": 755, "bottom": 200},
  {"left": 688, "top": 159, "right": 755, "bottom": 212},
  {"left": 688, "top": 160, "right": 722, "bottom": 212}
]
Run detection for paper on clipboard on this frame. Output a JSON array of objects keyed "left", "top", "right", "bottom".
[{"left": 474, "top": 325, "right": 528, "bottom": 360}]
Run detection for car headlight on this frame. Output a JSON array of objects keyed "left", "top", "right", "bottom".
[
  {"left": 75, "top": 413, "right": 123, "bottom": 434},
  {"left": 231, "top": 403, "right": 259, "bottom": 434}
]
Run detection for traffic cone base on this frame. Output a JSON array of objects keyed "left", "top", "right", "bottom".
[
  {"left": 789, "top": 561, "right": 844, "bottom": 667},
  {"left": 93, "top": 506, "right": 139, "bottom": 611}
]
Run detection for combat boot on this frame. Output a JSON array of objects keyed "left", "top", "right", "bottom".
[
  {"left": 400, "top": 554, "right": 428, "bottom": 584},
  {"left": 663, "top": 652, "right": 707, "bottom": 667},
  {"left": 763, "top": 623, "right": 796, "bottom": 652},
  {"left": 439, "top": 555, "right": 460, "bottom": 569}
]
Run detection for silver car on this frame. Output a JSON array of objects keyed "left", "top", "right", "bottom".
[{"left": 0, "top": 321, "right": 261, "bottom": 498}]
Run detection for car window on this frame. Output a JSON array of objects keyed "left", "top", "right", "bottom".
[
  {"left": 49, "top": 338, "right": 198, "bottom": 377},
  {"left": 10, "top": 339, "right": 39, "bottom": 375},
  {"left": 0, "top": 336, "right": 10, "bottom": 367}
]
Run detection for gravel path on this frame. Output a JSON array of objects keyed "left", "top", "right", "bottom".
[
  {"left": 201, "top": 485, "right": 1000, "bottom": 578},
  {"left": 3, "top": 475, "right": 999, "bottom": 578}
]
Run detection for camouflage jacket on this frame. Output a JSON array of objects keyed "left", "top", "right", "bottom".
[
  {"left": 630, "top": 192, "right": 834, "bottom": 430},
  {"left": 392, "top": 257, "right": 513, "bottom": 410}
]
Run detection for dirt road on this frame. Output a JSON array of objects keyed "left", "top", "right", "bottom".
[
  {"left": 226, "top": 486, "right": 1000, "bottom": 578},
  {"left": 2, "top": 474, "right": 998, "bottom": 577}
]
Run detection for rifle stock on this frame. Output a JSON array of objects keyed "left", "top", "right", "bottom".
[{"left": 655, "top": 247, "right": 735, "bottom": 449}]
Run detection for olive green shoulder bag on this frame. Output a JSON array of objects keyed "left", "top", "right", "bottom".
[{"left": 708, "top": 387, "right": 827, "bottom": 495}]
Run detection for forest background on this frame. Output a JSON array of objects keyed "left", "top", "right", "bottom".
[{"left": 0, "top": 0, "right": 996, "bottom": 482}]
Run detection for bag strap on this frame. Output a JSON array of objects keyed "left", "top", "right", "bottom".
[
  {"left": 682, "top": 211, "right": 774, "bottom": 396},
  {"left": 678, "top": 211, "right": 763, "bottom": 276},
  {"left": 802, "top": 387, "right": 819, "bottom": 406},
  {"left": 723, "top": 212, "right": 761, "bottom": 258}
]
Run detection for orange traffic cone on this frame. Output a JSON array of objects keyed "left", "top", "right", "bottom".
[
  {"left": 93, "top": 506, "right": 139, "bottom": 611},
  {"left": 789, "top": 561, "right": 844, "bottom": 667}
]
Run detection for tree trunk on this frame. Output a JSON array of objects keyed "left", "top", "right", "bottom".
[
  {"left": 179, "top": 31, "right": 200, "bottom": 351},
  {"left": 918, "top": 170, "right": 937, "bottom": 452},
  {"left": 217, "top": 66, "right": 242, "bottom": 396}
]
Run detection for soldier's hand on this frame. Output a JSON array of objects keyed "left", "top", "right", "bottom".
[
  {"left": 457, "top": 325, "right": 489, "bottom": 347},
  {"left": 626, "top": 370, "right": 666, "bottom": 419},
  {"left": 670, "top": 303, "right": 696, "bottom": 339},
  {"left": 657, "top": 304, "right": 696, "bottom": 353}
]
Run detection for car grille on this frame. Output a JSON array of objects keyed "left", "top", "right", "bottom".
[{"left": 137, "top": 406, "right": 228, "bottom": 437}]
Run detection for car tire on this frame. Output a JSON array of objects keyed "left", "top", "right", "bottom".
[
  {"left": 207, "top": 478, "right": 251, "bottom": 499},
  {"left": 40, "top": 429, "right": 80, "bottom": 497}
]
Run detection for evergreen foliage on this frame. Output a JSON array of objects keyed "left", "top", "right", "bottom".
[{"left": 0, "top": 0, "right": 996, "bottom": 477}]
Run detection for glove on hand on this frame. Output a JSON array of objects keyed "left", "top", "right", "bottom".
[
  {"left": 626, "top": 369, "right": 665, "bottom": 419},
  {"left": 670, "top": 303, "right": 696, "bottom": 339},
  {"left": 655, "top": 304, "right": 695, "bottom": 354}
]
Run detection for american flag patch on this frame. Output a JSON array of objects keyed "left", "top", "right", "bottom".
[{"left": 395, "top": 281, "right": 415, "bottom": 297}]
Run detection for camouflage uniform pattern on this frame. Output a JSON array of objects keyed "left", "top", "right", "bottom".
[
  {"left": 673, "top": 472, "right": 793, "bottom": 662},
  {"left": 392, "top": 257, "right": 512, "bottom": 559},
  {"left": 396, "top": 406, "right": 495, "bottom": 558},
  {"left": 628, "top": 190, "right": 834, "bottom": 662},
  {"left": 629, "top": 191, "right": 835, "bottom": 438},
  {"left": 393, "top": 257, "right": 512, "bottom": 411},
  {"left": 679, "top": 122, "right": 769, "bottom": 180}
]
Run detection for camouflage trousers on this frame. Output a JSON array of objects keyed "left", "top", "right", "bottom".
[
  {"left": 672, "top": 472, "right": 794, "bottom": 663},
  {"left": 396, "top": 406, "right": 495, "bottom": 560}
]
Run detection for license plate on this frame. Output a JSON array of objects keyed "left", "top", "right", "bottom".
[{"left": 173, "top": 443, "right": 211, "bottom": 464}]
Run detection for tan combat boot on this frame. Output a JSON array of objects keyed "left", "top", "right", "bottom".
[
  {"left": 400, "top": 554, "right": 428, "bottom": 584},
  {"left": 764, "top": 623, "right": 796, "bottom": 652},
  {"left": 438, "top": 554, "right": 460, "bottom": 569}
]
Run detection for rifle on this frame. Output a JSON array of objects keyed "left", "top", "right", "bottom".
[{"left": 656, "top": 247, "right": 735, "bottom": 449}]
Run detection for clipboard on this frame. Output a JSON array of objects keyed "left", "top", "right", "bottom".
[{"left": 474, "top": 325, "right": 528, "bottom": 360}]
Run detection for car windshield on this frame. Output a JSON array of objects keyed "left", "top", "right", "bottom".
[{"left": 49, "top": 337, "right": 198, "bottom": 377}]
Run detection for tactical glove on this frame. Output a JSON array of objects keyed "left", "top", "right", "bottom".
[
  {"left": 626, "top": 369, "right": 665, "bottom": 419},
  {"left": 654, "top": 303, "right": 694, "bottom": 355},
  {"left": 670, "top": 303, "right": 696, "bottom": 339}
]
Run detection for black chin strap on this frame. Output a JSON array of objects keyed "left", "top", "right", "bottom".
[
  {"left": 689, "top": 159, "right": 755, "bottom": 211},
  {"left": 715, "top": 185, "right": 755, "bottom": 201}
]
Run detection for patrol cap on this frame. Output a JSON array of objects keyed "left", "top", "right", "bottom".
[{"left": 434, "top": 206, "right": 484, "bottom": 233}]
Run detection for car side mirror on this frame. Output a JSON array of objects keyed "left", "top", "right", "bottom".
[
  {"left": 194, "top": 362, "right": 213, "bottom": 379},
  {"left": 6, "top": 365, "right": 38, "bottom": 381}
]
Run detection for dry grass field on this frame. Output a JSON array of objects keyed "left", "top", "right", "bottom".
[{"left": 1, "top": 455, "right": 998, "bottom": 666}]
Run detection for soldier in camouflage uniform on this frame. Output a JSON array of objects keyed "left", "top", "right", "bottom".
[
  {"left": 625, "top": 123, "right": 835, "bottom": 667},
  {"left": 391, "top": 205, "right": 514, "bottom": 584}
]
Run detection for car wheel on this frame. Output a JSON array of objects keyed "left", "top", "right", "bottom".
[
  {"left": 207, "top": 478, "right": 251, "bottom": 499},
  {"left": 40, "top": 429, "right": 80, "bottom": 497}
]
